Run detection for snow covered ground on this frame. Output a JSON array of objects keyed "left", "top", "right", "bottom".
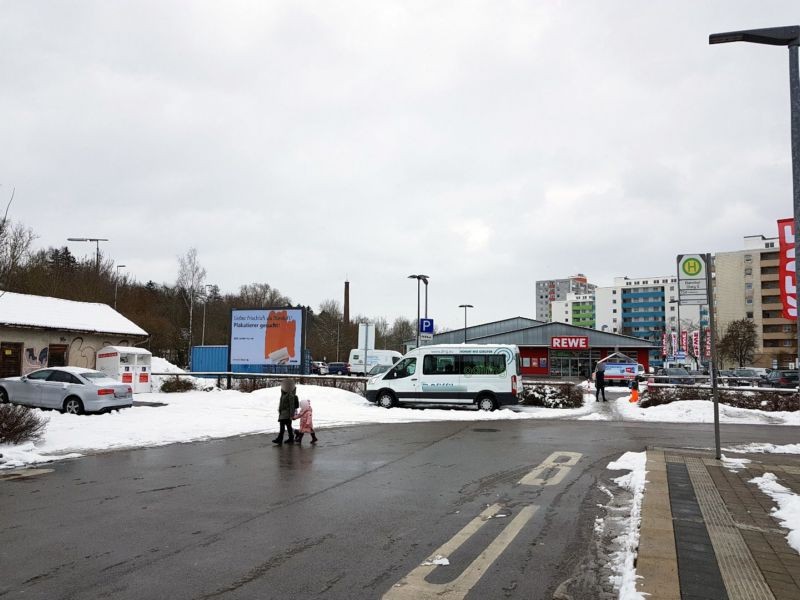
[
  {"left": 0, "top": 384, "right": 597, "bottom": 469},
  {"left": 614, "top": 396, "right": 800, "bottom": 426},
  {"left": 750, "top": 472, "right": 800, "bottom": 553}
]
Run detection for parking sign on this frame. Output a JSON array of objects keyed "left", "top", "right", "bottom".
[{"left": 420, "top": 318, "right": 435, "bottom": 334}]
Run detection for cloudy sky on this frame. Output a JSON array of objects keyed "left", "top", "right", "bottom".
[{"left": 1, "top": 1, "right": 798, "bottom": 329}]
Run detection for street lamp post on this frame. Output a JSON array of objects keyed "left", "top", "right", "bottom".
[
  {"left": 201, "top": 284, "right": 215, "bottom": 346},
  {"left": 458, "top": 304, "right": 474, "bottom": 343},
  {"left": 710, "top": 25, "right": 800, "bottom": 373},
  {"left": 408, "top": 274, "right": 429, "bottom": 348},
  {"left": 114, "top": 265, "right": 126, "bottom": 310},
  {"left": 67, "top": 237, "right": 109, "bottom": 273}
]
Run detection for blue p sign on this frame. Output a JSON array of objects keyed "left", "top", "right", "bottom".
[{"left": 420, "top": 319, "right": 434, "bottom": 333}]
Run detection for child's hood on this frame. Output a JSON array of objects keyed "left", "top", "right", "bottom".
[{"left": 299, "top": 398, "right": 311, "bottom": 411}]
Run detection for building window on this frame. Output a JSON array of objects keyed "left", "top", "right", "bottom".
[
  {"left": 613, "top": 290, "right": 617, "bottom": 294},
  {"left": 746, "top": 298, "right": 753, "bottom": 305},
  {"left": 766, "top": 242, "right": 775, "bottom": 248},
  {"left": 612, "top": 299, "right": 617, "bottom": 304},
  {"left": 612, "top": 309, "right": 617, "bottom": 313},
  {"left": 745, "top": 254, "right": 752, "bottom": 262},
  {"left": 744, "top": 268, "right": 752, "bottom": 276},
  {"left": 746, "top": 311, "right": 753, "bottom": 319},
  {"left": 745, "top": 283, "right": 753, "bottom": 289},
  {"left": 783, "top": 340, "right": 793, "bottom": 347}
]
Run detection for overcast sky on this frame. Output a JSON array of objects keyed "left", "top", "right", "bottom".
[{"left": 1, "top": 1, "right": 798, "bottom": 329}]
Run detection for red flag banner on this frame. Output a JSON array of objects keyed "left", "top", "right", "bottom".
[
  {"left": 680, "top": 330, "right": 688, "bottom": 352},
  {"left": 778, "top": 218, "right": 797, "bottom": 320},
  {"left": 671, "top": 332, "right": 678, "bottom": 355},
  {"left": 704, "top": 327, "right": 711, "bottom": 358},
  {"left": 692, "top": 330, "right": 700, "bottom": 357},
  {"left": 661, "top": 331, "right": 668, "bottom": 356}
]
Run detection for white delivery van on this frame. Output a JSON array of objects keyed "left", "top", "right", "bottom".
[
  {"left": 348, "top": 349, "right": 402, "bottom": 376},
  {"left": 366, "top": 344, "right": 522, "bottom": 411}
]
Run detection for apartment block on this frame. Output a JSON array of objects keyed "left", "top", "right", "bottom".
[
  {"left": 551, "top": 293, "right": 596, "bottom": 328},
  {"left": 535, "top": 274, "right": 596, "bottom": 321},
  {"left": 714, "top": 234, "right": 796, "bottom": 368}
]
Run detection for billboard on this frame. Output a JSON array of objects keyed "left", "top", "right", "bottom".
[{"left": 230, "top": 308, "right": 304, "bottom": 366}]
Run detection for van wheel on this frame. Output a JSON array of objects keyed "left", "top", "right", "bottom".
[
  {"left": 377, "top": 391, "right": 396, "bottom": 409},
  {"left": 476, "top": 395, "right": 497, "bottom": 411},
  {"left": 0, "top": 387, "right": 8, "bottom": 403}
]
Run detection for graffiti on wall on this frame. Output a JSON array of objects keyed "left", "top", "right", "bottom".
[{"left": 20, "top": 336, "right": 133, "bottom": 375}]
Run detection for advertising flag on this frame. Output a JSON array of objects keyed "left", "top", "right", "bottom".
[
  {"left": 671, "top": 332, "right": 678, "bottom": 355},
  {"left": 778, "top": 218, "right": 797, "bottom": 320},
  {"left": 661, "top": 331, "right": 668, "bottom": 356},
  {"left": 680, "top": 330, "right": 688, "bottom": 352},
  {"left": 704, "top": 327, "right": 711, "bottom": 358},
  {"left": 692, "top": 330, "right": 700, "bottom": 357}
]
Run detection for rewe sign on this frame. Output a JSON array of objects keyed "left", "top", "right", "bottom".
[{"left": 550, "top": 336, "right": 589, "bottom": 350}]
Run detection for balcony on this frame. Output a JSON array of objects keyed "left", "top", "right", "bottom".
[
  {"left": 763, "top": 317, "right": 793, "bottom": 325},
  {"left": 760, "top": 273, "right": 779, "bottom": 282},
  {"left": 761, "top": 302, "right": 784, "bottom": 311},
  {"left": 760, "top": 259, "right": 780, "bottom": 268},
  {"left": 762, "top": 332, "right": 795, "bottom": 340}
]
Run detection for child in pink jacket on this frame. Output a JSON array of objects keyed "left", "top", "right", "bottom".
[{"left": 293, "top": 398, "right": 318, "bottom": 444}]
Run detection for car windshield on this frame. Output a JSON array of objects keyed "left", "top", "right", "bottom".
[
  {"left": 368, "top": 364, "right": 390, "bottom": 376},
  {"left": 666, "top": 368, "right": 689, "bottom": 375},
  {"left": 737, "top": 369, "right": 756, "bottom": 376}
]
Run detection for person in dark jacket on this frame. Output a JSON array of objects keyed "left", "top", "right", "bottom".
[
  {"left": 273, "top": 379, "right": 299, "bottom": 445},
  {"left": 594, "top": 363, "right": 607, "bottom": 402}
]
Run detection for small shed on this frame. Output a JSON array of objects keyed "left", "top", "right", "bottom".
[
  {"left": 0, "top": 291, "right": 148, "bottom": 377},
  {"left": 96, "top": 346, "right": 153, "bottom": 393}
]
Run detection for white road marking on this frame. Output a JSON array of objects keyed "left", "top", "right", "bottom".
[
  {"left": 383, "top": 503, "right": 539, "bottom": 600},
  {"left": 518, "top": 451, "right": 582, "bottom": 486}
]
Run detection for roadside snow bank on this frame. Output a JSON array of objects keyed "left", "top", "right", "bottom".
[
  {"left": 749, "top": 472, "right": 800, "bottom": 553},
  {"left": 1, "top": 385, "right": 593, "bottom": 468},
  {"left": 151, "top": 356, "right": 217, "bottom": 392},
  {"left": 723, "top": 443, "right": 800, "bottom": 455},
  {"left": 606, "top": 451, "right": 648, "bottom": 600},
  {"left": 0, "top": 442, "right": 81, "bottom": 469},
  {"left": 616, "top": 398, "right": 800, "bottom": 426}
]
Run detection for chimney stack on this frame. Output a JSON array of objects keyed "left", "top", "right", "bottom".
[{"left": 343, "top": 280, "right": 350, "bottom": 323}]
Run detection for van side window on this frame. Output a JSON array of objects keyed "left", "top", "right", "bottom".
[
  {"left": 386, "top": 358, "right": 416, "bottom": 379},
  {"left": 461, "top": 354, "right": 506, "bottom": 375},
  {"left": 423, "top": 355, "right": 456, "bottom": 375}
]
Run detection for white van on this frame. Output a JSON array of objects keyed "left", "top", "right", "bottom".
[
  {"left": 366, "top": 344, "right": 523, "bottom": 411},
  {"left": 348, "top": 349, "right": 402, "bottom": 376}
]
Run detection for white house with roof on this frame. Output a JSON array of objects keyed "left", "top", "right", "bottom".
[{"left": 0, "top": 291, "right": 148, "bottom": 377}]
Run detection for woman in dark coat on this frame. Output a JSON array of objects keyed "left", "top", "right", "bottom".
[{"left": 273, "top": 379, "right": 299, "bottom": 445}]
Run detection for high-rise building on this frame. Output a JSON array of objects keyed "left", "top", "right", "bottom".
[
  {"left": 535, "top": 274, "right": 595, "bottom": 321},
  {"left": 595, "top": 276, "right": 705, "bottom": 367},
  {"left": 551, "top": 293, "right": 596, "bottom": 328},
  {"left": 714, "top": 234, "right": 796, "bottom": 368}
]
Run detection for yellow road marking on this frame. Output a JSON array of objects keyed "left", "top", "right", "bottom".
[
  {"left": 384, "top": 503, "right": 538, "bottom": 600},
  {"left": 518, "top": 451, "right": 582, "bottom": 486}
]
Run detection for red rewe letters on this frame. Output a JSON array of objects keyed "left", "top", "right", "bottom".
[
  {"left": 778, "top": 218, "right": 797, "bottom": 320},
  {"left": 550, "top": 336, "right": 589, "bottom": 349}
]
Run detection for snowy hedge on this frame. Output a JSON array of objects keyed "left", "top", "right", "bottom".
[
  {"left": 519, "top": 383, "right": 584, "bottom": 409},
  {"left": 643, "top": 387, "right": 799, "bottom": 412}
]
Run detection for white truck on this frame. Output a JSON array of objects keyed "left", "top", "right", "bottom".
[{"left": 348, "top": 349, "right": 402, "bottom": 376}]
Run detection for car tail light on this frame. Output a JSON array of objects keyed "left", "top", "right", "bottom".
[
  {"left": 779, "top": 377, "right": 789, "bottom": 385},
  {"left": 127, "top": 387, "right": 133, "bottom": 394},
  {"left": 97, "top": 388, "right": 115, "bottom": 396},
  {"left": 512, "top": 375, "right": 518, "bottom": 396}
]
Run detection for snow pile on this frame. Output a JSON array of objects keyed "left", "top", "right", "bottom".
[
  {"left": 720, "top": 455, "right": 751, "bottom": 472},
  {"left": 606, "top": 451, "right": 648, "bottom": 600},
  {"left": 150, "top": 356, "right": 217, "bottom": 392},
  {"left": 0, "top": 442, "right": 81, "bottom": 469},
  {"left": 615, "top": 398, "right": 800, "bottom": 426},
  {"left": 723, "top": 443, "right": 800, "bottom": 455},
  {"left": 749, "top": 472, "right": 800, "bottom": 553}
]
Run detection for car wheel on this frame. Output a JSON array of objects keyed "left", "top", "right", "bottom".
[
  {"left": 63, "top": 397, "right": 84, "bottom": 415},
  {"left": 0, "top": 387, "right": 8, "bottom": 404},
  {"left": 476, "top": 395, "right": 497, "bottom": 411},
  {"left": 377, "top": 391, "right": 396, "bottom": 409}
]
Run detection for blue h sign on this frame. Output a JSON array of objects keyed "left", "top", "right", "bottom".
[{"left": 420, "top": 318, "right": 434, "bottom": 334}]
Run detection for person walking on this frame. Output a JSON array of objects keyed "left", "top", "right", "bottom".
[
  {"left": 594, "top": 363, "right": 607, "bottom": 402},
  {"left": 273, "top": 379, "right": 299, "bottom": 445},
  {"left": 292, "top": 398, "right": 318, "bottom": 445}
]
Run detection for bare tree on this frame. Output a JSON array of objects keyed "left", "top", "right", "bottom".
[
  {"left": 238, "top": 282, "right": 291, "bottom": 307},
  {"left": 718, "top": 319, "right": 758, "bottom": 367},
  {"left": 176, "top": 248, "right": 206, "bottom": 365},
  {"left": 0, "top": 188, "right": 36, "bottom": 291}
]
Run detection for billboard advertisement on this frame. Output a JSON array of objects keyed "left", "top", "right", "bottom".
[{"left": 230, "top": 308, "right": 304, "bottom": 366}]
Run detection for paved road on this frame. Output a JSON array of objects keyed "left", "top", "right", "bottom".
[{"left": 1, "top": 418, "right": 798, "bottom": 600}]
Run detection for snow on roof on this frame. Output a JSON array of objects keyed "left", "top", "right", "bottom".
[{"left": 0, "top": 291, "right": 148, "bottom": 337}]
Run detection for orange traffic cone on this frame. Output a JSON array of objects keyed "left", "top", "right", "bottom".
[{"left": 630, "top": 389, "right": 639, "bottom": 403}]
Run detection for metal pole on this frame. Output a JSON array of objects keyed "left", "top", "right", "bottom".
[
  {"left": 202, "top": 300, "right": 207, "bottom": 346},
  {"left": 95, "top": 240, "right": 100, "bottom": 274},
  {"left": 114, "top": 278, "right": 119, "bottom": 309},
  {"left": 464, "top": 306, "right": 468, "bottom": 343},
  {"left": 789, "top": 44, "right": 800, "bottom": 372},
  {"left": 416, "top": 278, "right": 421, "bottom": 349},
  {"left": 424, "top": 282, "right": 428, "bottom": 318},
  {"left": 336, "top": 321, "right": 340, "bottom": 361},
  {"left": 706, "top": 252, "right": 722, "bottom": 459}
]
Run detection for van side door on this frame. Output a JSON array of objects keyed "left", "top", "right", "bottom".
[{"left": 420, "top": 354, "right": 467, "bottom": 403}]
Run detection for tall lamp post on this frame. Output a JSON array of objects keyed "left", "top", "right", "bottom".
[
  {"left": 710, "top": 25, "right": 800, "bottom": 373},
  {"left": 408, "top": 274, "right": 429, "bottom": 348},
  {"left": 201, "top": 284, "right": 215, "bottom": 346},
  {"left": 114, "top": 264, "right": 126, "bottom": 310},
  {"left": 67, "top": 237, "right": 109, "bottom": 273},
  {"left": 458, "top": 304, "right": 474, "bottom": 343}
]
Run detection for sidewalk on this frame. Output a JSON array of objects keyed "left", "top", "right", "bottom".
[{"left": 637, "top": 447, "right": 800, "bottom": 600}]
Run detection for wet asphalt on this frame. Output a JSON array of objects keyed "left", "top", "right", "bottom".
[{"left": 1, "top": 417, "right": 798, "bottom": 600}]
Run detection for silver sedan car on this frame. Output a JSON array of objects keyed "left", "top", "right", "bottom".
[{"left": 0, "top": 366, "right": 133, "bottom": 414}]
